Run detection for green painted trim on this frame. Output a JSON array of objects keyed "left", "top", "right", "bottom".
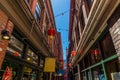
[
  {"left": 89, "top": 69, "right": 92, "bottom": 80},
  {"left": 81, "top": 54, "right": 118, "bottom": 72},
  {"left": 103, "top": 54, "right": 118, "bottom": 63},
  {"left": 101, "top": 61, "right": 107, "bottom": 80},
  {"left": 81, "top": 62, "right": 101, "bottom": 72}
]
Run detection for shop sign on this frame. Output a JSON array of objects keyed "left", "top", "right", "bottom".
[
  {"left": 44, "top": 58, "right": 56, "bottom": 72},
  {"left": 2, "top": 66, "right": 12, "bottom": 80}
]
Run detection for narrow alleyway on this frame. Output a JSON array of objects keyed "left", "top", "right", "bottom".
[{"left": 0, "top": 0, "right": 120, "bottom": 80}]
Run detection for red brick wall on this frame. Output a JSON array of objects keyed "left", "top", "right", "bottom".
[
  {"left": 31, "top": 0, "right": 37, "bottom": 14},
  {"left": 0, "top": 9, "right": 14, "bottom": 69},
  {"left": 109, "top": 19, "right": 120, "bottom": 59}
]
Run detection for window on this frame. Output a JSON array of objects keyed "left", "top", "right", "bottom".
[
  {"left": 34, "top": 3, "right": 41, "bottom": 21},
  {"left": 75, "top": 24, "right": 80, "bottom": 44},
  {"left": 25, "top": 0, "right": 30, "bottom": 3},
  {"left": 80, "top": 12, "right": 85, "bottom": 33},
  {"left": 39, "top": 59, "right": 44, "bottom": 68},
  {"left": 86, "top": 0, "right": 92, "bottom": 10},
  {"left": 89, "top": 43, "right": 102, "bottom": 65},
  {"left": 8, "top": 36, "right": 24, "bottom": 51},
  {"left": 25, "top": 0, "right": 32, "bottom": 6},
  {"left": 26, "top": 49, "right": 38, "bottom": 65},
  {"left": 7, "top": 36, "right": 24, "bottom": 57},
  {"left": 99, "top": 32, "right": 116, "bottom": 59},
  {"left": 92, "top": 66, "right": 105, "bottom": 80}
]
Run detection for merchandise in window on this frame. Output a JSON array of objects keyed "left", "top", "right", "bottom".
[{"left": 26, "top": 49, "right": 38, "bottom": 65}]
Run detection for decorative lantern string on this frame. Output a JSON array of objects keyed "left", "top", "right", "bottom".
[{"left": 54, "top": 8, "right": 75, "bottom": 18}]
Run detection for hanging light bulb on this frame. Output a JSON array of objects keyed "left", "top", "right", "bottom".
[
  {"left": 1, "top": 29, "right": 10, "bottom": 40},
  {"left": 1, "top": 19, "right": 10, "bottom": 40}
]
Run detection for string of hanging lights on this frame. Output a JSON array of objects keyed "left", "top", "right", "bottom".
[{"left": 55, "top": 8, "right": 75, "bottom": 18}]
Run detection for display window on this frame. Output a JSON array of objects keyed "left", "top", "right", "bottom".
[
  {"left": 7, "top": 35, "right": 24, "bottom": 57},
  {"left": 26, "top": 49, "right": 38, "bottom": 65},
  {"left": 0, "top": 60, "right": 20, "bottom": 80},
  {"left": 105, "top": 59, "right": 120, "bottom": 80},
  {"left": 23, "top": 67, "right": 37, "bottom": 80},
  {"left": 92, "top": 66, "right": 105, "bottom": 80},
  {"left": 99, "top": 32, "right": 116, "bottom": 59},
  {"left": 89, "top": 44, "right": 102, "bottom": 65}
]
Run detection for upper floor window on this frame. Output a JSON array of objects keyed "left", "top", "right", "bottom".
[
  {"left": 75, "top": 24, "right": 80, "bottom": 44},
  {"left": 86, "top": 0, "right": 92, "bottom": 10},
  {"left": 34, "top": 3, "right": 41, "bottom": 21},
  {"left": 80, "top": 12, "right": 85, "bottom": 33},
  {"left": 25, "top": 0, "right": 32, "bottom": 6}
]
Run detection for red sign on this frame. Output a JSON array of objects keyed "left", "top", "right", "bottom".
[{"left": 2, "top": 66, "right": 12, "bottom": 80}]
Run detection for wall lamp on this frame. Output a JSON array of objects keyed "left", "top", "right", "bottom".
[
  {"left": 1, "top": 29, "right": 10, "bottom": 40},
  {"left": 1, "top": 19, "right": 10, "bottom": 40}
]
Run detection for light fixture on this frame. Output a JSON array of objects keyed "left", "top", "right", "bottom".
[
  {"left": 27, "top": 57, "right": 31, "bottom": 61},
  {"left": 1, "top": 19, "right": 10, "bottom": 40},
  {"left": 1, "top": 29, "right": 10, "bottom": 40}
]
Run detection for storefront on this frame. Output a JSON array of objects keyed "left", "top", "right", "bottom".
[
  {"left": 71, "top": 4, "right": 120, "bottom": 80},
  {"left": 0, "top": 28, "right": 45, "bottom": 80}
]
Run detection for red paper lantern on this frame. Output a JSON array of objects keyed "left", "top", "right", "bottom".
[
  {"left": 68, "top": 63, "right": 72, "bottom": 67},
  {"left": 94, "top": 49, "right": 99, "bottom": 55},
  {"left": 47, "top": 28, "right": 55, "bottom": 40},
  {"left": 59, "top": 59, "right": 63, "bottom": 62},
  {"left": 71, "top": 51, "right": 76, "bottom": 56},
  {"left": 59, "top": 59, "right": 63, "bottom": 65}
]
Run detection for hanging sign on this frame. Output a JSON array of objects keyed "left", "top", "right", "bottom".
[{"left": 44, "top": 58, "right": 56, "bottom": 72}]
